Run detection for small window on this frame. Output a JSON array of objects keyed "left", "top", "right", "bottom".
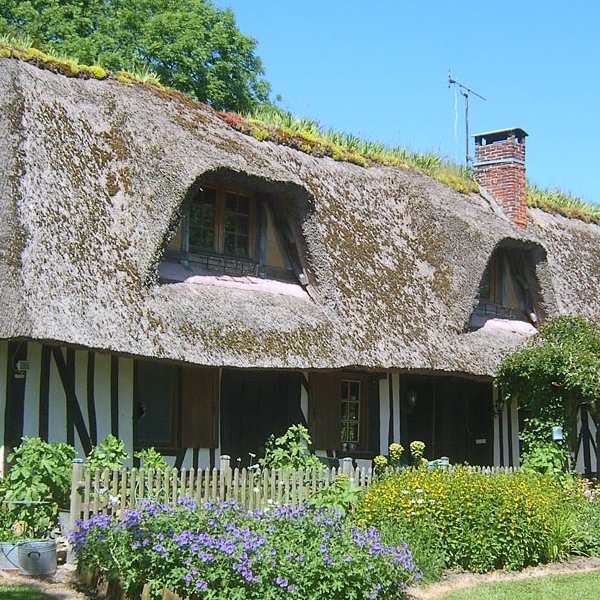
[
  {"left": 135, "top": 361, "right": 179, "bottom": 447},
  {"left": 341, "top": 380, "right": 361, "bottom": 446},
  {"left": 134, "top": 361, "right": 218, "bottom": 449},
  {"left": 186, "top": 185, "right": 255, "bottom": 259}
]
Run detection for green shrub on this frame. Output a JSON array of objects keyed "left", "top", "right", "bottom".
[
  {"left": 354, "top": 466, "right": 568, "bottom": 572},
  {"left": 134, "top": 447, "right": 168, "bottom": 470},
  {"left": 86, "top": 434, "right": 129, "bottom": 471},
  {"left": 71, "top": 499, "right": 421, "bottom": 599},
  {"left": 2, "top": 437, "right": 76, "bottom": 537},
  {"left": 307, "top": 473, "right": 361, "bottom": 516},
  {"left": 259, "top": 424, "right": 321, "bottom": 470},
  {"left": 376, "top": 518, "right": 446, "bottom": 583}
]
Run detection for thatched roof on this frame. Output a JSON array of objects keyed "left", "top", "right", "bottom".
[{"left": 1, "top": 58, "right": 599, "bottom": 376}]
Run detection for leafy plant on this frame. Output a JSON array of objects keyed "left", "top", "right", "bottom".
[
  {"left": 373, "top": 454, "right": 388, "bottom": 476},
  {"left": 496, "top": 316, "right": 600, "bottom": 472},
  {"left": 377, "top": 518, "right": 446, "bottom": 583},
  {"left": 70, "top": 498, "right": 421, "bottom": 599},
  {"left": 86, "top": 434, "right": 129, "bottom": 472},
  {"left": 354, "top": 466, "right": 570, "bottom": 573},
  {"left": 389, "top": 443, "right": 404, "bottom": 467},
  {"left": 307, "top": 474, "right": 361, "bottom": 516},
  {"left": 1, "top": 437, "right": 76, "bottom": 537},
  {"left": 409, "top": 440, "right": 427, "bottom": 467},
  {"left": 134, "top": 447, "right": 168, "bottom": 470},
  {"left": 259, "top": 424, "right": 321, "bottom": 470}
]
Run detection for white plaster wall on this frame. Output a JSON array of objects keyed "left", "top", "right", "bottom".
[
  {"left": 118, "top": 357, "right": 134, "bottom": 465},
  {"left": 510, "top": 397, "right": 520, "bottom": 467},
  {"left": 493, "top": 387, "right": 501, "bottom": 466},
  {"left": 48, "top": 348, "right": 66, "bottom": 443},
  {"left": 390, "top": 373, "right": 401, "bottom": 444},
  {"left": 22, "top": 342, "right": 41, "bottom": 439},
  {"left": 93, "top": 352, "right": 112, "bottom": 445},
  {"left": 379, "top": 377, "right": 390, "bottom": 455},
  {"left": 300, "top": 371, "right": 309, "bottom": 423}
]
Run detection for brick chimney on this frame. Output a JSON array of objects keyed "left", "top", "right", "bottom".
[{"left": 473, "top": 128, "right": 528, "bottom": 228}]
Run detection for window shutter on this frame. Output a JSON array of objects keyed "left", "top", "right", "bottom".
[
  {"left": 309, "top": 373, "right": 341, "bottom": 450},
  {"left": 181, "top": 367, "right": 219, "bottom": 448}
]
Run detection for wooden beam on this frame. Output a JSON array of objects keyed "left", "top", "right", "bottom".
[{"left": 51, "top": 347, "right": 92, "bottom": 455}]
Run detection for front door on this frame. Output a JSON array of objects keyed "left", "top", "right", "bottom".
[{"left": 220, "top": 370, "right": 302, "bottom": 465}]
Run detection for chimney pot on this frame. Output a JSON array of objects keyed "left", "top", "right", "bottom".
[{"left": 473, "top": 127, "right": 528, "bottom": 228}]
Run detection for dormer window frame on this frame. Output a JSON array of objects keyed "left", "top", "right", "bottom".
[
  {"left": 469, "top": 243, "right": 546, "bottom": 331},
  {"left": 182, "top": 184, "right": 257, "bottom": 262},
  {"left": 161, "top": 174, "right": 313, "bottom": 285}
]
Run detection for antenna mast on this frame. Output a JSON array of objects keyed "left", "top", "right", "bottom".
[{"left": 448, "top": 73, "right": 486, "bottom": 165}]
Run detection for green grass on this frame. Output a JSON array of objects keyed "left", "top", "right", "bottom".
[
  {"left": 0, "top": 583, "right": 58, "bottom": 599},
  {"left": 437, "top": 569, "right": 600, "bottom": 599}
]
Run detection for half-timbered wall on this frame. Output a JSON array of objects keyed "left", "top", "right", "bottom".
[
  {"left": 493, "top": 395, "right": 520, "bottom": 468},
  {"left": 573, "top": 407, "right": 598, "bottom": 476},
  {"left": 0, "top": 340, "right": 134, "bottom": 475}
]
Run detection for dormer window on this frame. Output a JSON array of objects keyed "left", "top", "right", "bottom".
[
  {"left": 187, "top": 187, "right": 255, "bottom": 259},
  {"left": 160, "top": 174, "right": 313, "bottom": 288},
  {"left": 469, "top": 243, "right": 546, "bottom": 334}
]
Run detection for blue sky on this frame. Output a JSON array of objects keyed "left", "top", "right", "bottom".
[{"left": 214, "top": 0, "right": 600, "bottom": 204}]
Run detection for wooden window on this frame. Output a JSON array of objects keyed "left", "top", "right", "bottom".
[
  {"left": 187, "top": 186, "right": 255, "bottom": 259},
  {"left": 135, "top": 361, "right": 179, "bottom": 447},
  {"left": 310, "top": 373, "right": 369, "bottom": 452},
  {"left": 340, "top": 380, "right": 361, "bottom": 446},
  {"left": 135, "top": 361, "right": 218, "bottom": 449}
]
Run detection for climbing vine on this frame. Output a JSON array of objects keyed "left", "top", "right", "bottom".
[{"left": 495, "top": 316, "right": 600, "bottom": 473}]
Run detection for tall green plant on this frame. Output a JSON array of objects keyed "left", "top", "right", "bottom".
[
  {"left": 86, "top": 434, "right": 129, "bottom": 471},
  {"left": 2, "top": 437, "right": 76, "bottom": 537},
  {"left": 259, "top": 424, "right": 321, "bottom": 470},
  {"left": 495, "top": 316, "right": 600, "bottom": 472}
]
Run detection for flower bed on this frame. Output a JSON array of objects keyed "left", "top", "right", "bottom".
[{"left": 70, "top": 498, "right": 420, "bottom": 599}]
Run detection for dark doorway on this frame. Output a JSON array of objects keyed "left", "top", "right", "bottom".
[
  {"left": 220, "top": 370, "right": 303, "bottom": 465},
  {"left": 401, "top": 378, "right": 493, "bottom": 465}
]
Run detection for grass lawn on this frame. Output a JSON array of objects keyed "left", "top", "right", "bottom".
[
  {"left": 0, "top": 583, "right": 58, "bottom": 600},
  {"left": 438, "top": 569, "right": 600, "bottom": 599}
]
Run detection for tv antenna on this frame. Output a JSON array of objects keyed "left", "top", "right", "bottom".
[{"left": 448, "top": 73, "right": 486, "bottom": 165}]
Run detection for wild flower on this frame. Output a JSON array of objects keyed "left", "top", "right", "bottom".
[{"left": 72, "top": 498, "right": 420, "bottom": 599}]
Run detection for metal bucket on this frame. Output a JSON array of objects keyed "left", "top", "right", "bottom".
[
  {"left": 0, "top": 541, "right": 20, "bottom": 572},
  {"left": 17, "top": 539, "right": 57, "bottom": 576}
]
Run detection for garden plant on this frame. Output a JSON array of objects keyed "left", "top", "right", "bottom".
[
  {"left": 0, "top": 437, "right": 75, "bottom": 538},
  {"left": 354, "top": 464, "right": 600, "bottom": 574},
  {"left": 70, "top": 498, "right": 421, "bottom": 600}
]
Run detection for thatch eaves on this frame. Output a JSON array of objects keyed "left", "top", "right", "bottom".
[{"left": 1, "top": 58, "right": 598, "bottom": 376}]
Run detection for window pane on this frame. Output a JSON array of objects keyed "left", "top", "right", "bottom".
[
  {"left": 348, "top": 402, "right": 359, "bottom": 421},
  {"left": 135, "top": 361, "right": 176, "bottom": 445},
  {"left": 223, "top": 202, "right": 250, "bottom": 257},
  {"left": 347, "top": 423, "right": 359, "bottom": 442},
  {"left": 189, "top": 189, "right": 217, "bottom": 252},
  {"left": 341, "top": 380, "right": 349, "bottom": 399},
  {"left": 340, "top": 379, "right": 361, "bottom": 445}
]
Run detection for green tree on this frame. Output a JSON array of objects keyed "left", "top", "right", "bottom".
[
  {"left": 0, "top": 0, "right": 270, "bottom": 112},
  {"left": 495, "top": 316, "right": 600, "bottom": 472}
]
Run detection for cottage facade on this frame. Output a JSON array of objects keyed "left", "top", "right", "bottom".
[{"left": 1, "top": 58, "right": 600, "bottom": 474}]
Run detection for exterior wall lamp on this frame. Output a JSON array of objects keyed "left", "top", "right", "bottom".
[
  {"left": 494, "top": 398, "right": 504, "bottom": 415},
  {"left": 407, "top": 389, "right": 417, "bottom": 411}
]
